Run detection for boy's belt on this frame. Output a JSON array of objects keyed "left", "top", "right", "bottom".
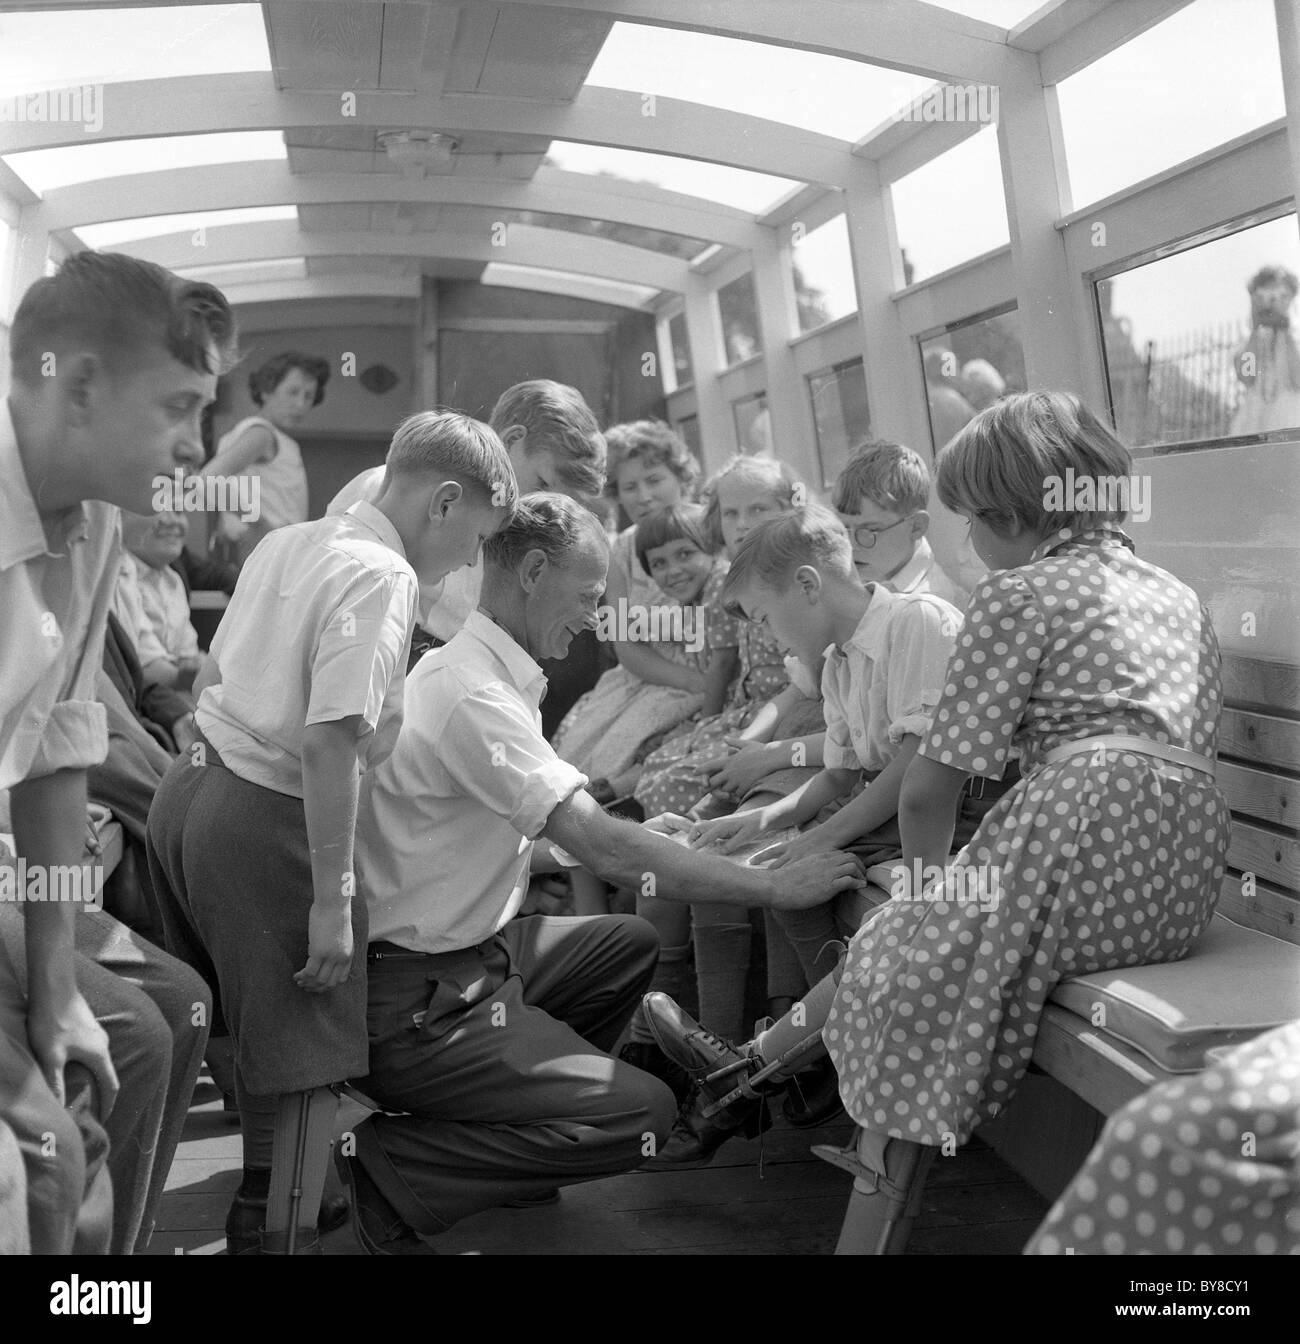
[{"left": 1038, "top": 733, "right": 1216, "bottom": 778}]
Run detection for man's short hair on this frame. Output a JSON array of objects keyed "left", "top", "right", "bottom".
[
  {"left": 832, "top": 440, "right": 931, "bottom": 517},
  {"left": 634, "top": 503, "right": 713, "bottom": 572},
  {"left": 483, "top": 491, "right": 606, "bottom": 573},
  {"left": 721, "top": 505, "right": 855, "bottom": 615},
  {"left": 488, "top": 380, "right": 606, "bottom": 497},
  {"left": 249, "top": 351, "right": 330, "bottom": 407},
  {"left": 10, "top": 251, "right": 238, "bottom": 387},
  {"left": 384, "top": 410, "right": 517, "bottom": 511}
]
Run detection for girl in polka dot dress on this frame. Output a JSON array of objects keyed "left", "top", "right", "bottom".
[
  {"left": 644, "top": 391, "right": 1231, "bottom": 1174},
  {"left": 634, "top": 456, "right": 800, "bottom": 820}
]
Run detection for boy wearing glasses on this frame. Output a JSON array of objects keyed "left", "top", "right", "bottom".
[{"left": 833, "top": 440, "right": 967, "bottom": 607}]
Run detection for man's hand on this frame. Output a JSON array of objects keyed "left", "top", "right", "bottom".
[
  {"left": 27, "top": 986, "right": 119, "bottom": 1117},
  {"left": 754, "top": 825, "right": 833, "bottom": 870},
  {"left": 766, "top": 851, "right": 864, "bottom": 910},
  {"left": 294, "top": 900, "right": 353, "bottom": 993},
  {"left": 700, "top": 739, "right": 778, "bottom": 799},
  {"left": 688, "top": 806, "right": 773, "bottom": 854}
]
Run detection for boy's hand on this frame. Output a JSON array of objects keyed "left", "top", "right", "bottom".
[
  {"left": 643, "top": 813, "right": 693, "bottom": 838},
  {"left": 295, "top": 900, "right": 353, "bottom": 993},
  {"left": 27, "top": 987, "right": 119, "bottom": 1118},
  {"left": 766, "top": 852, "right": 864, "bottom": 910},
  {"left": 688, "top": 807, "right": 772, "bottom": 854},
  {"left": 700, "top": 740, "right": 775, "bottom": 798}
]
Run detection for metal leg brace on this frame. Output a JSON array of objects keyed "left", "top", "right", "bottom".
[
  {"left": 813, "top": 1128, "right": 936, "bottom": 1255},
  {"left": 698, "top": 1030, "right": 828, "bottom": 1119},
  {"left": 262, "top": 1087, "right": 338, "bottom": 1255}
]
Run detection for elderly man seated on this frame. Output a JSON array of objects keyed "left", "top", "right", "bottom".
[{"left": 340, "top": 493, "right": 863, "bottom": 1254}]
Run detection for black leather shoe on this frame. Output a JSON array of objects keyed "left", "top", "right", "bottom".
[
  {"left": 781, "top": 1055, "right": 845, "bottom": 1128},
  {"left": 333, "top": 1147, "right": 438, "bottom": 1256},
  {"left": 619, "top": 1039, "right": 693, "bottom": 1105},
  {"left": 640, "top": 1084, "right": 770, "bottom": 1170},
  {"left": 225, "top": 1189, "right": 350, "bottom": 1256}
]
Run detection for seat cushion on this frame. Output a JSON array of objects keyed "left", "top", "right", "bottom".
[{"left": 1049, "top": 915, "right": 1300, "bottom": 1073}]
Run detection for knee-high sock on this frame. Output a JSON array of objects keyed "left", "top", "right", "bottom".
[
  {"left": 772, "top": 902, "right": 846, "bottom": 988},
  {"left": 236, "top": 1072, "right": 279, "bottom": 1171},
  {"left": 692, "top": 905, "right": 752, "bottom": 1045},
  {"left": 763, "top": 911, "right": 805, "bottom": 1003},
  {"left": 626, "top": 942, "right": 692, "bottom": 1044}
]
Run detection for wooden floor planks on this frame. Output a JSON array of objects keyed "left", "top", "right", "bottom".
[{"left": 142, "top": 1074, "right": 1049, "bottom": 1256}]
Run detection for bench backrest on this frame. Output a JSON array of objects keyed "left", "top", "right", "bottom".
[{"left": 1215, "top": 654, "right": 1300, "bottom": 945}]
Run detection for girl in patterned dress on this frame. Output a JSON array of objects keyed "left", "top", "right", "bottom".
[
  {"left": 635, "top": 456, "right": 801, "bottom": 820},
  {"left": 552, "top": 422, "right": 703, "bottom": 796},
  {"left": 643, "top": 391, "right": 1231, "bottom": 1177}
]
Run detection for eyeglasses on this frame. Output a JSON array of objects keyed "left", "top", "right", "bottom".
[{"left": 847, "top": 515, "right": 914, "bottom": 549}]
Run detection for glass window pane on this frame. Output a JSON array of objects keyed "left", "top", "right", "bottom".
[
  {"left": 0, "top": 216, "right": 12, "bottom": 318},
  {"left": 794, "top": 214, "right": 857, "bottom": 332},
  {"left": 673, "top": 413, "right": 701, "bottom": 465},
  {"left": 668, "top": 313, "right": 692, "bottom": 387},
  {"left": 891, "top": 126, "right": 1008, "bottom": 284},
  {"left": 479, "top": 262, "right": 659, "bottom": 308},
  {"left": 0, "top": 4, "right": 270, "bottom": 97},
  {"left": 808, "top": 358, "right": 871, "bottom": 489},
  {"left": 732, "top": 392, "right": 770, "bottom": 455},
  {"left": 919, "top": 307, "right": 1025, "bottom": 454},
  {"left": 76, "top": 206, "right": 296, "bottom": 251},
  {"left": 586, "top": 24, "right": 932, "bottom": 141},
  {"left": 1057, "top": 0, "right": 1284, "bottom": 210},
  {"left": 1097, "top": 212, "right": 1300, "bottom": 450},
  {"left": 717, "top": 272, "right": 762, "bottom": 365},
  {"left": 545, "top": 142, "right": 798, "bottom": 214},
  {"left": 4, "top": 132, "right": 286, "bottom": 194},
  {"left": 922, "top": 0, "right": 1047, "bottom": 22}
]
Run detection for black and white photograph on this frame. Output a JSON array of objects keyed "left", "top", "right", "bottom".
[{"left": 0, "top": 0, "right": 1296, "bottom": 1306}]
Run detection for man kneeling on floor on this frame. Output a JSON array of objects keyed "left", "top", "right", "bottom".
[{"left": 342, "top": 493, "right": 864, "bottom": 1253}]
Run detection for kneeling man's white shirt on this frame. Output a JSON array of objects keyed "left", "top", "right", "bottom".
[{"left": 355, "top": 609, "right": 587, "bottom": 953}]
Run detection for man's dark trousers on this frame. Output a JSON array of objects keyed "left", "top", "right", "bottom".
[{"left": 353, "top": 913, "right": 677, "bottom": 1234}]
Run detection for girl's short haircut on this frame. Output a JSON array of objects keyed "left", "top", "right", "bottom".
[
  {"left": 832, "top": 439, "right": 930, "bottom": 516},
  {"left": 700, "top": 454, "right": 802, "bottom": 550},
  {"left": 935, "top": 391, "right": 1135, "bottom": 534},
  {"left": 604, "top": 420, "right": 700, "bottom": 504},
  {"left": 483, "top": 490, "right": 606, "bottom": 572},
  {"left": 721, "top": 505, "right": 854, "bottom": 615},
  {"left": 249, "top": 351, "right": 330, "bottom": 407},
  {"left": 10, "top": 251, "right": 238, "bottom": 388},
  {"left": 384, "top": 410, "right": 518, "bottom": 511},
  {"left": 488, "top": 380, "right": 607, "bottom": 497},
  {"left": 634, "top": 503, "right": 713, "bottom": 571}
]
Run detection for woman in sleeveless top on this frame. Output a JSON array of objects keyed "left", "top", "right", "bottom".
[{"left": 205, "top": 352, "right": 330, "bottom": 564}]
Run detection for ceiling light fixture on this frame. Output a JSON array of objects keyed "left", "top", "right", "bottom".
[{"left": 376, "top": 130, "right": 459, "bottom": 177}]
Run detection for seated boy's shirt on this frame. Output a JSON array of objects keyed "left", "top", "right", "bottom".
[
  {"left": 196, "top": 500, "right": 418, "bottom": 799},
  {"left": 0, "top": 402, "right": 117, "bottom": 790},
  {"left": 122, "top": 551, "right": 199, "bottom": 663},
  {"left": 889, "top": 535, "right": 969, "bottom": 611},
  {"left": 821, "top": 585, "right": 962, "bottom": 772}
]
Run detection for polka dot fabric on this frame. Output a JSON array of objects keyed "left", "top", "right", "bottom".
[
  {"left": 823, "top": 525, "right": 1231, "bottom": 1146},
  {"left": 635, "top": 621, "right": 787, "bottom": 818},
  {"left": 1025, "top": 1020, "right": 1300, "bottom": 1254}
]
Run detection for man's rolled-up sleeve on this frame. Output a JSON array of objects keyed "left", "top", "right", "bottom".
[{"left": 437, "top": 685, "right": 588, "bottom": 839}]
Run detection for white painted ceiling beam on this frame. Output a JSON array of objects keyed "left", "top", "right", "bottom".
[
  {"left": 109, "top": 219, "right": 691, "bottom": 290},
  {"left": 0, "top": 75, "right": 849, "bottom": 185}
]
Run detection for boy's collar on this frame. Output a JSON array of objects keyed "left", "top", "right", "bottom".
[
  {"left": 881, "top": 537, "right": 933, "bottom": 593},
  {"left": 0, "top": 399, "right": 92, "bottom": 571}
]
